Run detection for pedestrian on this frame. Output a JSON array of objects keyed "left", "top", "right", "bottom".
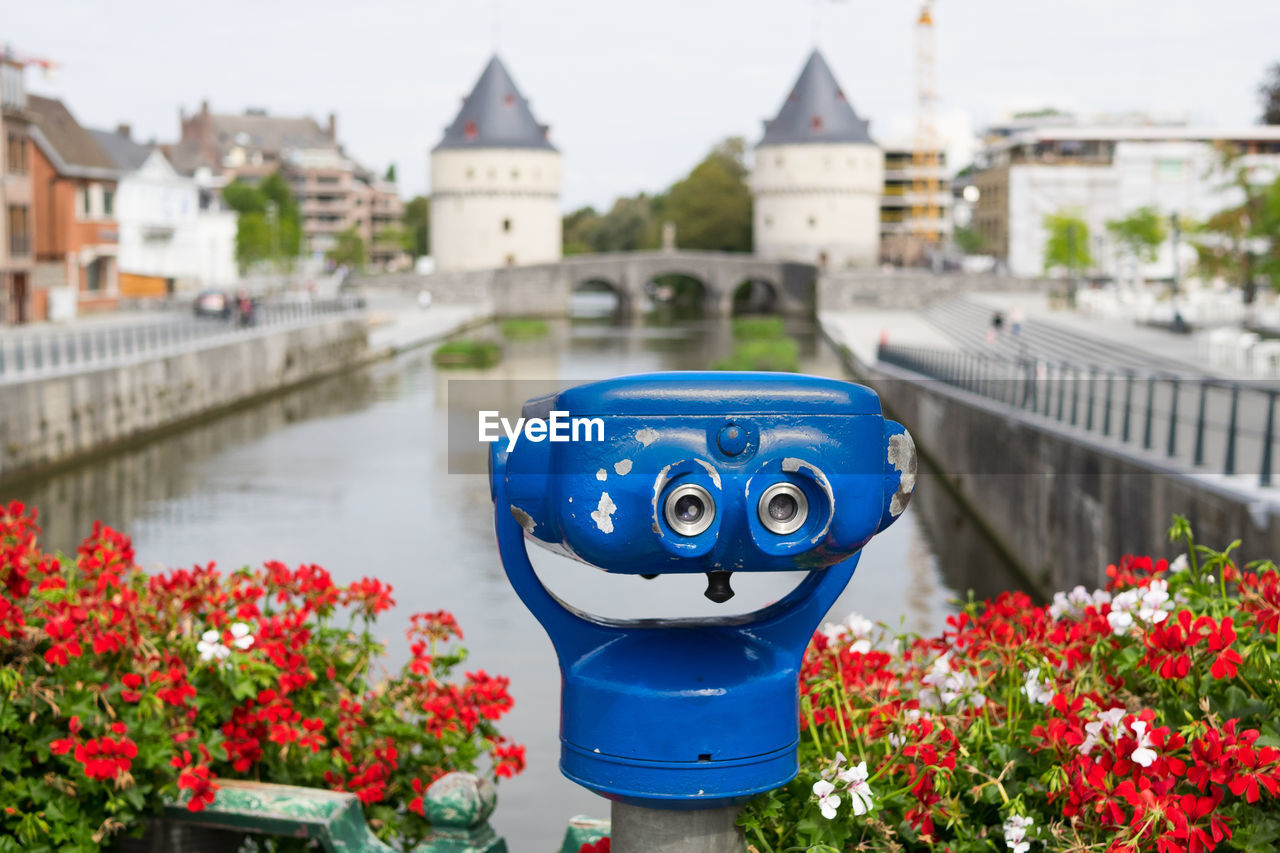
[
  {"left": 236, "top": 290, "right": 254, "bottom": 327},
  {"left": 1010, "top": 305, "right": 1025, "bottom": 337}
]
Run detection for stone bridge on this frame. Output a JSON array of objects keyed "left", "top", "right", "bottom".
[{"left": 351, "top": 251, "right": 818, "bottom": 318}]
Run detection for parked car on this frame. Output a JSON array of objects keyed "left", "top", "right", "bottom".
[{"left": 193, "top": 290, "right": 231, "bottom": 319}]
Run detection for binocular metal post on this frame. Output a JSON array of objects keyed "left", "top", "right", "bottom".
[{"left": 611, "top": 802, "right": 745, "bottom": 853}]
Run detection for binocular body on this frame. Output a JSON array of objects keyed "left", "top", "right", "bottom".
[{"left": 489, "top": 372, "right": 914, "bottom": 807}]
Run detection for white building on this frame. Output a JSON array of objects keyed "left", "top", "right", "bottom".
[
  {"left": 751, "top": 49, "right": 883, "bottom": 270},
  {"left": 91, "top": 126, "right": 236, "bottom": 294},
  {"left": 430, "top": 56, "right": 561, "bottom": 272},
  {"left": 972, "top": 125, "right": 1280, "bottom": 279}
]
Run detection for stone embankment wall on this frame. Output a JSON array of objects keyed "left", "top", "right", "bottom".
[
  {"left": 0, "top": 317, "right": 367, "bottom": 486},
  {"left": 835, "top": 345, "right": 1280, "bottom": 594}
]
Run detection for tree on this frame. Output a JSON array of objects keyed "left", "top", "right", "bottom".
[
  {"left": 952, "top": 225, "right": 986, "bottom": 255},
  {"left": 402, "top": 196, "right": 429, "bottom": 258},
  {"left": 1042, "top": 210, "right": 1092, "bottom": 275},
  {"left": 385, "top": 163, "right": 397, "bottom": 183},
  {"left": 1261, "top": 62, "right": 1280, "bottom": 125},
  {"left": 221, "top": 173, "right": 303, "bottom": 271},
  {"left": 1106, "top": 206, "right": 1167, "bottom": 280},
  {"left": 1194, "top": 145, "right": 1280, "bottom": 301},
  {"left": 562, "top": 206, "right": 600, "bottom": 255},
  {"left": 663, "top": 137, "right": 752, "bottom": 252},
  {"left": 327, "top": 227, "right": 366, "bottom": 270}
]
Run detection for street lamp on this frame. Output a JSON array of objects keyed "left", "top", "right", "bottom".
[{"left": 265, "top": 200, "right": 280, "bottom": 274}]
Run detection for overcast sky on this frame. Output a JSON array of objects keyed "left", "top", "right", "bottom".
[{"left": 6, "top": 1, "right": 1277, "bottom": 210}]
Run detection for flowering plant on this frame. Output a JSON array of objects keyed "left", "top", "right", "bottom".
[
  {"left": 739, "top": 516, "right": 1280, "bottom": 852},
  {"left": 0, "top": 502, "right": 523, "bottom": 852}
]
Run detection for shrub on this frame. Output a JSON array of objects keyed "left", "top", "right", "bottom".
[
  {"left": 713, "top": 338, "right": 799, "bottom": 372},
  {"left": 740, "top": 517, "right": 1280, "bottom": 852},
  {"left": 0, "top": 502, "right": 522, "bottom": 852},
  {"left": 500, "top": 318, "right": 550, "bottom": 340},
  {"left": 432, "top": 340, "right": 502, "bottom": 368},
  {"left": 731, "top": 316, "right": 786, "bottom": 340}
]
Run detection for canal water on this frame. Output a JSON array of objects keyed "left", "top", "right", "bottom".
[{"left": 9, "top": 301, "right": 1024, "bottom": 850}]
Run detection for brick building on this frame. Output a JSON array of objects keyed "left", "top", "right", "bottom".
[
  {"left": 26, "top": 94, "right": 120, "bottom": 318},
  {"left": 165, "top": 102, "right": 404, "bottom": 269}
]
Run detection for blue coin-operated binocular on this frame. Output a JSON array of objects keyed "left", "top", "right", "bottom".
[{"left": 489, "top": 372, "right": 915, "bottom": 808}]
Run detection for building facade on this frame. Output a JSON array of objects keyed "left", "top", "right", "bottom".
[
  {"left": 166, "top": 103, "right": 405, "bottom": 269},
  {"left": 91, "top": 125, "right": 237, "bottom": 295},
  {"left": 430, "top": 56, "right": 561, "bottom": 273},
  {"left": 1, "top": 52, "right": 33, "bottom": 323},
  {"left": 751, "top": 50, "right": 882, "bottom": 270},
  {"left": 879, "top": 145, "right": 951, "bottom": 265},
  {"left": 27, "top": 95, "right": 119, "bottom": 319},
  {"left": 971, "top": 124, "right": 1280, "bottom": 278}
]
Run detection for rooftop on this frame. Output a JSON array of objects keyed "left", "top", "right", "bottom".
[
  {"left": 758, "top": 49, "right": 872, "bottom": 148},
  {"left": 89, "top": 127, "right": 152, "bottom": 171},
  {"left": 434, "top": 55, "right": 555, "bottom": 152},
  {"left": 27, "top": 94, "right": 117, "bottom": 174}
]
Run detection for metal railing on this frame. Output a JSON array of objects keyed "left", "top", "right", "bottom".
[
  {"left": 0, "top": 297, "right": 364, "bottom": 382},
  {"left": 878, "top": 342, "right": 1280, "bottom": 489}
]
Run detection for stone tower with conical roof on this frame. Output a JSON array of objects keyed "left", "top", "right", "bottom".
[
  {"left": 430, "top": 56, "right": 561, "bottom": 272},
  {"left": 751, "top": 50, "right": 883, "bottom": 269}
]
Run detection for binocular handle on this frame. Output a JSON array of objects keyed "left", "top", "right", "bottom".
[{"left": 493, "top": 476, "right": 860, "bottom": 665}]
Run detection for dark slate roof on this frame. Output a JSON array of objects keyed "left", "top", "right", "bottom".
[
  {"left": 434, "top": 56, "right": 555, "bottom": 152},
  {"left": 89, "top": 128, "right": 152, "bottom": 171},
  {"left": 758, "top": 50, "right": 873, "bottom": 147},
  {"left": 26, "top": 94, "right": 117, "bottom": 172}
]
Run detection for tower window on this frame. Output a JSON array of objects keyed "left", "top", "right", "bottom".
[
  {"left": 808, "top": 216, "right": 817, "bottom": 228},
  {"left": 466, "top": 168, "right": 475, "bottom": 180},
  {"left": 810, "top": 115, "right": 823, "bottom": 131},
  {"left": 511, "top": 169, "right": 519, "bottom": 180},
  {"left": 502, "top": 218, "right": 511, "bottom": 233},
  {"left": 464, "top": 120, "right": 477, "bottom": 140}
]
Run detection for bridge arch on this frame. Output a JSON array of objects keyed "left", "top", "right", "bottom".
[
  {"left": 570, "top": 276, "right": 630, "bottom": 319},
  {"left": 643, "top": 269, "right": 711, "bottom": 315},
  {"left": 731, "top": 277, "right": 780, "bottom": 315}
]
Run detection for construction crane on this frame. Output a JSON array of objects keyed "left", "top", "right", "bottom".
[
  {"left": 911, "top": 2, "right": 941, "bottom": 255},
  {"left": 1, "top": 44, "right": 59, "bottom": 77}
]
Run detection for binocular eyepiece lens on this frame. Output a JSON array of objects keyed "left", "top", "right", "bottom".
[
  {"left": 664, "top": 484, "right": 715, "bottom": 536},
  {"left": 758, "top": 483, "right": 808, "bottom": 535}
]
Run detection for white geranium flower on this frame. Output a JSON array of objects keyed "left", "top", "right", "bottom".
[
  {"left": 1137, "top": 579, "right": 1172, "bottom": 625},
  {"left": 1079, "top": 707, "right": 1127, "bottom": 755},
  {"left": 1003, "top": 814, "right": 1034, "bottom": 853},
  {"left": 1022, "top": 667, "right": 1055, "bottom": 705},
  {"left": 813, "top": 779, "right": 840, "bottom": 819},
  {"left": 1049, "top": 586, "right": 1111, "bottom": 620},
  {"left": 196, "top": 629, "right": 230, "bottom": 663},
  {"left": 838, "top": 760, "right": 875, "bottom": 816},
  {"left": 229, "top": 621, "right": 255, "bottom": 650},
  {"left": 1169, "top": 554, "right": 1189, "bottom": 573},
  {"left": 1130, "top": 720, "right": 1158, "bottom": 768}
]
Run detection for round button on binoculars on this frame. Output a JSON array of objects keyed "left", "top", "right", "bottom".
[{"left": 490, "top": 371, "right": 915, "bottom": 807}]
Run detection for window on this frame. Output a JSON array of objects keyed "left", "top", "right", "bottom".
[
  {"left": 6, "top": 132, "right": 27, "bottom": 174},
  {"left": 808, "top": 215, "right": 817, "bottom": 228},
  {"left": 502, "top": 218, "right": 511, "bottom": 233},
  {"left": 86, "top": 257, "right": 108, "bottom": 292},
  {"left": 103, "top": 188, "right": 114, "bottom": 218},
  {"left": 7, "top": 206, "right": 29, "bottom": 256},
  {"left": 504, "top": 254, "right": 515, "bottom": 266},
  {"left": 511, "top": 169, "right": 519, "bottom": 180},
  {"left": 466, "top": 168, "right": 475, "bottom": 180},
  {"left": 78, "top": 187, "right": 90, "bottom": 219},
  {"left": 764, "top": 216, "right": 773, "bottom": 228}
]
